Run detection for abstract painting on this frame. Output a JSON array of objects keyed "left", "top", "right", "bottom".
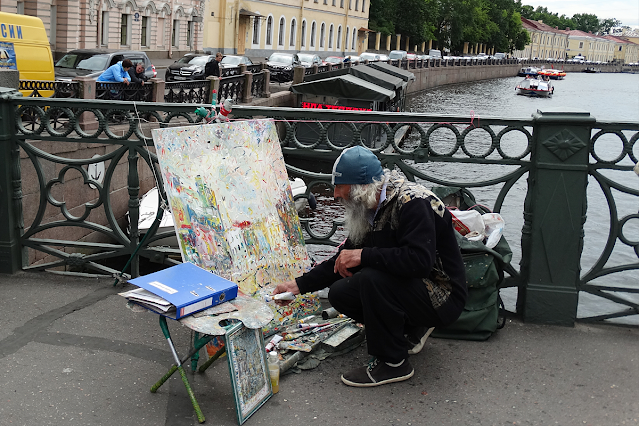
[{"left": 151, "top": 120, "right": 312, "bottom": 294}]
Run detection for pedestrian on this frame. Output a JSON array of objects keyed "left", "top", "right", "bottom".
[
  {"left": 273, "top": 146, "right": 467, "bottom": 387},
  {"left": 127, "top": 61, "right": 149, "bottom": 84},
  {"left": 205, "top": 52, "right": 223, "bottom": 77},
  {"left": 97, "top": 59, "right": 133, "bottom": 85}
]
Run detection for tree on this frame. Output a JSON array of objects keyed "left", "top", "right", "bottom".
[
  {"left": 572, "top": 13, "right": 599, "bottom": 33},
  {"left": 598, "top": 18, "right": 621, "bottom": 35}
]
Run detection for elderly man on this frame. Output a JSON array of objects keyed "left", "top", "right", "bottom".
[
  {"left": 274, "top": 146, "right": 467, "bottom": 387},
  {"left": 127, "top": 62, "right": 149, "bottom": 84},
  {"left": 97, "top": 59, "right": 133, "bottom": 85}
]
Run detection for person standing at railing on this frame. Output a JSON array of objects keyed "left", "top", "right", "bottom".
[
  {"left": 272, "top": 146, "right": 467, "bottom": 387},
  {"left": 205, "top": 52, "right": 223, "bottom": 78},
  {"left": 97, "top": 59, "right": 133, "bottom": 85},
  {"left": 127, "top": 62, "right": 149, "bottom": 84}
]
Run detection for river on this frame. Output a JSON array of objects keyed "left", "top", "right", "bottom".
[{"left": 405, "top": 72, "right": 639, "bottom": 324}]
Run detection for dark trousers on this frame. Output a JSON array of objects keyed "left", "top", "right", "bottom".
[{"left": 328, "top": 267, "right": 446, "bottom": 364}]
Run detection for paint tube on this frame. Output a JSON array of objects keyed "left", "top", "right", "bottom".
[
  {"left": 264, "top": 292, "right": 296, "bottom": 303},
  {"left": 265, "top": 334, "right": 283, "bottom": 352}
]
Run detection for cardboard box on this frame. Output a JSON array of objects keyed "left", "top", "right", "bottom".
[{"left": 124, "top": 263, "right": 238, "bottom": 319}]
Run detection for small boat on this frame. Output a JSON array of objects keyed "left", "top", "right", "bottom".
[
  {"left": 537, "top": 69, "right": 566, "bottom": 80},
  {"left": 133, "top": 179, "right": 315, "bottom": 247},
  {"left": 517, "top": 66, "right": 539, "bottom": 77},
  {"left": 515, "top": 76, "right": 554, "bottom": 97},
  {"left": 583, "top": 67, "right": 601, "bottom": 73}
]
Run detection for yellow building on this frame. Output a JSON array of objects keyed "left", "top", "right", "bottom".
[
  {"left": 603, "top": 35, "right": 638, "bottom": 64},
  {"left": 565, "top": 30, "right": 615, "bottom": 62},
  {"left": 202, "top": 0, "right": 370, "bottom": 57},
  {"left": 514, "top": 18, "right": 569, "bottom": 60}
]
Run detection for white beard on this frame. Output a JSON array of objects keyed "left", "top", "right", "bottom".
[{"left": 342, "top": 198, "right": 373, "bottom": 246}]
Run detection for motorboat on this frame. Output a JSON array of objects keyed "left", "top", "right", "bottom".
[
  {"left": 537, "top": 69, "right": 566, "bottom": 80},
  {"left": 133, "top": 178, "right": 315, "bottom": 247},
  {"left": 583, "top": 67, "right": 601, "bottom": 73},
  {"left": 517, "top": 66, "right": 539, "bottom": 77},
  {"left": 515, "top": 76, "right": 554, "bottom": 97}
]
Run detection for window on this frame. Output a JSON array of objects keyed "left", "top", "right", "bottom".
[
  {"left": 337, "top": 26, "right": 341, "bottom": 49},
  {"left": 320, "top": 23, "right": 325, "bottom": 48},
  {"left": 290, "top": 19, "right": 296, "bottom": 47},
  {"left": 352, "top": 28, "right": 356, "bottom": 50},
  {"left": 349, "top": 0, "right": 352, "bottom": 9},
  {"left": 332, "top": 0, "right": 336, "bottom": 5},
  {"left": 253, "top": 17, "right": 260, "bottom": 45},
  {"left": 266, "top": 16, "right": 273, "bottom": 45},
  {"left": 172, "top": 20, "right": 179, "bottom": 46},
  {"left": 141, "top": 16, "right": 149, "bottom": 46},
  {"left": 101, "top": 12, "right": 109, "bottom": 45},
  {"left": 50, "top": 5, "right": 57, "bottom": 46},
  {"left": 340, "top": 0, "right": 344, "bottom": 7},
  {"left": 579, "top": 41, "right": 583, "bottom": 48},
  {"left": 301, "top": 20, "right": 306, "bottom": 48},
  {"left": 310, "top": 22, "right": 316, "bottom": 47},
  {"left": 346, "top": 26, "right": 349, "bottom": 50},
  {"left": 187, "top": 21, "right": 194, "bottom": 48},
  {"left": 324, "top": 0, "right": 327, "bottom": 4},
  {"left": 120, "top": 14, "right": 129, "bottom": 45},
  {"left": 355, "top": 0, "right": 359, "bottom": 10},
  {"left": 278, "top": 17, "right": 285, "bottom": 46},
  {"left": 362, "top": 0, "right": 365, "bottom": 11},
  {"left": 17, "top": 1, "right": 24, "bottom": 14},
  {"left": 329, "top": 25, "right": 333, "bottom": 48}
]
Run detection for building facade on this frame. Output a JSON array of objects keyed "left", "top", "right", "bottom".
[
  {"left": 564, "top": 29, "right": 615, "bottom": 62},
  {"left": 603, "top": 34, "right": 639, "bottom": 64},
  {"left": 0, "top": 0, "right": 204, "bottom": 60},
  {"left": 514, "top": 18, "right": 569, "bottom": 60},
  {"left": 202, "top": 0, "right": 370, "bottom": 58}
]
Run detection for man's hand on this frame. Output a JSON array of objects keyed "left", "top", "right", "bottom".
[
  {"left": 272, "top": 280, "right": 300, "bottom": 306},
  {"left": 123, "top": 78, "right": 130, "bottom": 85},
  {"left": 334, "top": 249, "right": 362, "bottom": 278}
]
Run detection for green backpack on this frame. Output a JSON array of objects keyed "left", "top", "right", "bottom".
[{"left": 430, "top": 187, "right": 513, "bottom": 341}]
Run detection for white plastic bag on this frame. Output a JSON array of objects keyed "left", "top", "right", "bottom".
[
  {"left": 449, "top": 209, "right": 505, "bottom": 248},
  {"left": 482, "top": 213, "right": 505, "bottom": 249}
]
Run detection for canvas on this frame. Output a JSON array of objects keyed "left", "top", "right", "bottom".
[
  {"left": 225, "top": 321, "right": 272, "bottom": 424},
  {"left": 151, "top": 120, "right": 312, "bottom": 295}
]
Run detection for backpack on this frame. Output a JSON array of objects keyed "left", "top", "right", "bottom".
[{"left": 430, "top": 187, "right": 513, "bottom": 341}]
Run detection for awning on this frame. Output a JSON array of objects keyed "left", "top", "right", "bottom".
[
  {"left": 290, "top": 74, "right": 395, "bottom": 102},
  {"left": 358, "top": 27, "right": 374, "bottom": 32},
  {"left": 239, "top": 9, "right": 263, "bottom": 17},
  {"left": 304, "top": 65, "right": 405, "bottom": 91},
  {"left": 367, "top": 61, "right": 416, "bottom": 82}
]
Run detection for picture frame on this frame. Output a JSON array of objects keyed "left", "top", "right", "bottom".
[{"left": 225, "top": 321, "right": 272, "bottom": 424}]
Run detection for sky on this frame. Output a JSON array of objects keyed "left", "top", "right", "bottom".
[{"left": 521, "top": 0, "right": 639, "bottom": 28}]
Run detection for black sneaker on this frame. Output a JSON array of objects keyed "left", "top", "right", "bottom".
[
  {"left": 406, "top": 326, "right": 435, "bottom": 355},
  {"left": 341, "top": 358, "right": 414, "bottom": 387}
]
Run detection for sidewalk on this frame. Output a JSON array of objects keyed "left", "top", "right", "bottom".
[{"left": 0, "top": 271, "right": 637, "bottom": 426}]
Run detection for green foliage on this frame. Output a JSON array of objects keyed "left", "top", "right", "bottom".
[{"left": 572, "top": 13, "right": 600, "bottom": 33}]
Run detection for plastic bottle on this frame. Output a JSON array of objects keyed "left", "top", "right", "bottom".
[{"left": 268, "top": 350, "right": 280, "bottom": 394}]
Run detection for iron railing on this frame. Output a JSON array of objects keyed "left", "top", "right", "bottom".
[
  {"left": 220, "top": 66, "right": 242, "bottom": 77},
  {"left": 164, "top": 80, "right": 210, "bottom": 104},
  {"left": 251, "top": 72, "right": 266, "bottom": 99},
  {"left": 218, "top": 74, "right": 245, "bottom": 104},
  {"left": 96, "top": 82, "right": 152, "bottom": 102},
  {"left": 19, "top": 80, "right": 81, "bottom": 98},
  {"left": 0, "top": 93, "right": 637, "bottom": 326}
]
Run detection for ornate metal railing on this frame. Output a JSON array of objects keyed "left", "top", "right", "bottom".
[
  {"left": 304, "top": 67, "right": 314, "bottom": 76},
  {"left": 164, "top": 80, "right": 210, "bottom": 104},
  {"left": 218, "top": 74, "right": 245, "bottom": 103},
  {"left": 221, "top": 66, "right": 242, "bottom": 77},
  {"left": 19, "top": 80, "right": 81, "bottom": 98},
  {"left": 247, "top": 64, "right": 263, "bottom": 74},
  {"left": 317, "top": 64, "right": 330, "bottom": 73},
  {"left": 251, "top": 72, "right": 266, "bottom": 98},
  {"left": 96, "top": 82, "right": 152, "bottom": 102},
  {"left": 0, "top": 93, "right": 637, "bottom": 326}
]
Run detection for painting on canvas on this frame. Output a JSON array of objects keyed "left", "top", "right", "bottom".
[{"left": 150, "top": 119, "right": 312, "bottom": 297}]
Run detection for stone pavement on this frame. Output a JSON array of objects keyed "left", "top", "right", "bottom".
[{"left": 0, "top": 271, "right": 637, "bottom": 426}]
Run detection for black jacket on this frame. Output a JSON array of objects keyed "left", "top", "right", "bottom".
[
  {"left": 205, "top": 59, "right": 220, "bottom": 77},
  {"left": 127, "top": 68, "right": 149, "bottom": 84},
  {"left": 296, "top": 170, "right": 467, "bottom": 323}
]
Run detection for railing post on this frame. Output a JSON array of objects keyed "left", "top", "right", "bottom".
[
  {"left": 263, "top": 70, "right": 271, "bottom": 97},
  {"left": 0, "top": 87, "right": 25, "bottom": 273},
  {"left": 312, "top": 64, "right": 318, "bottom": 75},
  {"left": 242, "top": 71, "right": 253, "bottom": 103},
  {"left": 520, "top": 108, "right": 596, "bottom": 326},
  {"left": 74, "top": 77, "right": 98, "bottom": 131},
  {"left": 150, "top": 78, "right": 165, "bottom": 103},
  {"left": 293, "top": 66, "right": 305, "bottom": 85},
  {"left": 207, "top": 76, "right": 220, "bottom": 104}
]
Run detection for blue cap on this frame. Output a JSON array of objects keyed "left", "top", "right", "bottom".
[{"left": 332, "top": 146, "right": 383, "bottom": 185}]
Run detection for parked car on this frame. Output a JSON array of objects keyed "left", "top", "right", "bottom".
[
  {"left": 165, "top": 53, "right": 214, "bottom": 82},
  {"left": 428, "top": 49, "right": 442, "bottom": 59},
  {"left": 359, "top": 52, "right": 381, "bottom": 62},
  {"left": 406, "top": 53, "right": 417, "bottom": 60},
  {"left": 389, "top": 50, "right": 407, "bottom": 60},
  {"left": 266, "top": 52, "right": 298, "bottom": 82},
  {"left": 493, "top": 52, "right": 506, "bottom": 60},
  {"left": 324, "top": 56, "right": 345, "bottom": 65},
  {"left": 296, "top": 53, "right": 323, "bottom": 67},
  {"left": 54, "top": 49, "right": 156, "bottom": 81},
  {"left": 378, "top": 54, "right": 390, "bottom": 61},
  {"left": 220, "top": 55, "right": 254, "bottom": 76}
]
